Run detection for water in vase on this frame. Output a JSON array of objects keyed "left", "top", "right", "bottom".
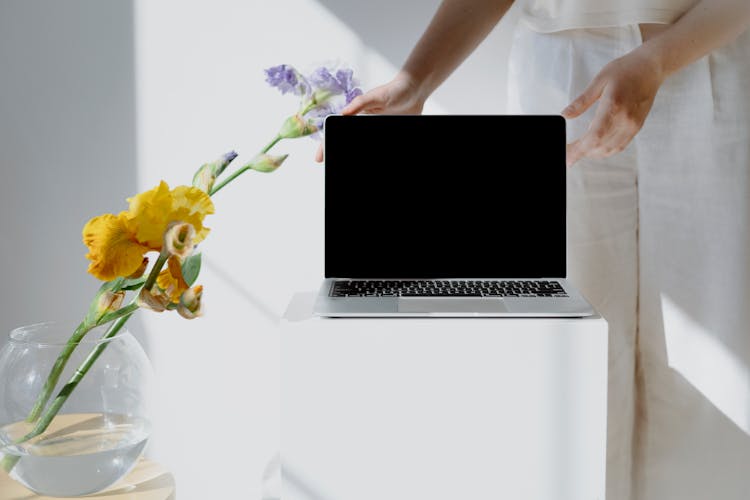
[{"left": 0, "top": 413, "right": 150, "bottom": 496}]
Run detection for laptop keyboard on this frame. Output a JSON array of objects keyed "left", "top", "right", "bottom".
[{"left": 330, "top": 280, "right": 569, "bottom": 298}]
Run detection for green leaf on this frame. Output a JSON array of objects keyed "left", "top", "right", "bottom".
[
  {"left": 103, "top": 277, "right": 126, "bottom": 293},
  {"left": 97, "top": 302, "right": 139, "bottom": 327},
  {"left": 181, "top": 253, "right": 202, "bottom": 287},
  {"left": 120, "top": 276, "right": 147, "bottom": 291}
]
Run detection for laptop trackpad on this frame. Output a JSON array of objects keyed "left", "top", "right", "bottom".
[{"left": 398, "top": 298, "right": 507, "bottom": 314}]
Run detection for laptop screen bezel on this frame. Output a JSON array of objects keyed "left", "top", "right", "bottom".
[{"left": 323, "top": 114, "right": 567, "bottom": 279}]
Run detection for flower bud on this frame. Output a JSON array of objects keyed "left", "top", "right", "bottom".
[
  {"left": 278, "top": 114, "right": 318, "bottom": 139},
  {"left": 177, "top": 285, "right": 203, "bottom": 319},
  {"left": 192, "top": 151, "right": 238, "bottom": 193},
  {"left": 249, "top": 153, "right": 288, "bottom": 173},
  {"left": 164, "top": 222, "right": 196, "bottom": 259},
  {"left": 127, "top": 257, "right": 149, "bottom": 279},
  {"left": 96, "top": 290, "right": 125, "bottom": 316},
  {"left": 85, "top": 287, "right": 126, "bottom": 326},
  {"left": 136, "top": 287, "right": 171, "bottom": 313}
]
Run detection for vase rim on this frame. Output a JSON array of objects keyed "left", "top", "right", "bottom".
[{"left": 8, "top": 321, "right": 131, "bottom": 348}]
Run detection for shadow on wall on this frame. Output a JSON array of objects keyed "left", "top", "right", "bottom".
[
  {"left": 0, "top": 0, "right": 146, "bottom": 349},
  {"left": 315, "top": 0, "right": 441, "bottom": 67},
  {"left": 314, "top": 0, "right": 520, "bottom": 114}
]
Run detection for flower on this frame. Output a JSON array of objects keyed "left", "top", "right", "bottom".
[
  {"left": 138, "top": 254, "right": 191, "bottom": 312},
  {"left": 309, "top": 67, "right": 362, "bottom": 105},
  {"left": 265, "top": 64, "right": 362, "bottom": 138},
  {"left": 156, "top": 256, "right": 190, "bottom": 303},
  {"left": 346, "top": 86, "right": 363, "bottom": 105},
  {"left": 136, "top": 286, "right": 171, "bottom": 313},
  {"left": 5, "top": 59, "right": 364, "bottom": 480},
  {"left": 126, "top": 181, "right": 214, "bottom": 249},
  {"left": 307, "top": 68, "right": 362, "bottom": 134},
  {"left": 265, "top": 65, "right": 310, "bottom": 96},
  {"left": 83, "top": 213, "right": 151, "bottom": 281},
  {"left": 164, "top": 222, "right": 196, "bottom": 259},
  {"left": 83, "top": 181, "right": 214, "bottom": 281},
  {"left": 128, "top": 257, "right": 149, "bottom": 279},
  {"left": 177, "top": 285, "right": 203, "bottom": 319},
  {"left": 306, "top": 103, "right": 338, "bottom": 130}
]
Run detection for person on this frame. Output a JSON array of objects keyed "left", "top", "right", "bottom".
[{"left": 316, "top": 1, "right": 750, "bottom": 499}]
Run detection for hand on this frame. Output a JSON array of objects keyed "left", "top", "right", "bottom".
[
  {"left": 315, "top": 72, "right": 425, "bottom": 162},
  {"left": 562, "top": 48, "right": 665, "bottom": 167}
]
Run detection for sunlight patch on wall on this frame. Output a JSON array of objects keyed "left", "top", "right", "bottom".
[
  {"left": 662, "top": 293, "right": 750, "bottom": 433},
  {"left": 132, "top": 1, "right": 446, "bottom": 497}
]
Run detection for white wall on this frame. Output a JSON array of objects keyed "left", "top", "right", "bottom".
[
  {"left": 1, "top": 0, "right": 520, "bottom": 497},
  {"left": 6, "top": 3, "right": 750, "bottom": 499},
  {"left": 133, "top": 2, "right": 519, "bottom": 498}
]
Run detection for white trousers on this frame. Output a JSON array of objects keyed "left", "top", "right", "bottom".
[{"left": 508, "top": 23, "right": 750, "bottom": 500}]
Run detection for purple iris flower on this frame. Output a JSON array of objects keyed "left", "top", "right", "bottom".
[
  {"left": 305, "top": 89, "right": 361, "bottom": 134},
  {"left": 309, "top": 67, "right": 363, "bottom": 139},
  {"left": 264, "top": 64, "right": 310, "bottom": 96},
  {"left": 335, "top": 69, "right": 353, "bottom": 87},
  {"left": 266, "top": 63, "right": 363, "bottom": 141},
  {"left": 345, "top": 87, "right": 363, "bottom": 105},
  {"left": 307, "top": 103, "right": 337, "bottom": 130},
  {"left": 309, "top": 67, "right": 344, "bottom": 94},
  {"left": 309, "top": 66, "right": 362, "bottom": 100}
]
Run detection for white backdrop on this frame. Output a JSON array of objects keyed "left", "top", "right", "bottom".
[{"left": 1, "top": 1, "right": 520, "bottom": 497}]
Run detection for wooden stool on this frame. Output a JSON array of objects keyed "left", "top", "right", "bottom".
[{"left": 0, "top": 459, "right": 175, "bottom": 500}]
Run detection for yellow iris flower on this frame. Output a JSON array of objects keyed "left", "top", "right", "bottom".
[
  {"left": 83, "top": 181, "right": 214, "bottom": 281},
  {"left": 156, "top": 256, "right": 190, "bottom": 303}
]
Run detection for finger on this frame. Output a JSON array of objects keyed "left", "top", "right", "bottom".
[
  {"left": 342, "top": 93, "right": 381, "bottom": 115},
  {"left": 561, "top": 77, "right": 606, "bottom": 119},
  {"left": 598, "top": 125, "right": 637, "bottom": 158},
  {"left": 566, "top": 102, "right": 615, "bottom": 166},
  {"left": 567, "top": 104, "right": 643, "bottom": 165},
  {"left": 315, "top": 144, "right": 324, "bottom": 163},
  {"left": 566, "top": 140, "right": 586, "bottom": 167}
]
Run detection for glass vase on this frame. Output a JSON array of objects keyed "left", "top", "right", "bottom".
[{"left": 0, "top": 321, "right": 153, "bottom": 497}]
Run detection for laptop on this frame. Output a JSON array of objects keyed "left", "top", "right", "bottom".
[{"left": 313, "top": 114, "right": 595, "bottom": 317}]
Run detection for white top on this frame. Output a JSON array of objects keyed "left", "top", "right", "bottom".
[{"left": 520, "top": 0, "right": 698, "bottom": 33}]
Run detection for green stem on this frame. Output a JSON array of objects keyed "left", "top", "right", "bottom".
[
  {"left": 300, "top": 102, "right": 316, "bottom": 116},
  {"left": 4, "top": 125, "right": 279, "bottom": 475},
  {"left": 143, "top": 249, "right": 169, "bottom": 291},
  {"left": 261, "top": 135, "right": 282, "bottom": 154},
  {"left": 96, "top": 302, "right": 139, "bottom": 327},
  {"left": 23, "top": 298, "right": 141, "bottom": 426},
  {"left": 1, "top": 313, "right": 134, "bottom": 474},
  {"left": 0, "top": 449, "right": 18, "bottom": 473},
  {"left": 22, "top": 252, "right": 163, "bottom": 428},
  {"left": 210, "top": 166, "right": 250, "bottom": 196},
  {"left": 209, "top": 136, "right": 282, "bottom": 196},
  {"left": 5, "top": 273, "right": 149, "bottom": 471},
  {"left": 25, "top": 321, "right": 89, "bottom": 423}
]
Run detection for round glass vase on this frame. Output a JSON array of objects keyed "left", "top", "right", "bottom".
[{"left": 0, "top": 321, "right": 154, "bottom": 497}]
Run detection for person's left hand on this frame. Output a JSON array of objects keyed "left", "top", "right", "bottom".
[{"left": 562, "top": 48, "right": 665, "bottom": 167}]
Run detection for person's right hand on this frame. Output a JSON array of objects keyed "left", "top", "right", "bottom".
[{"left": 315, "top": 72, "right": 425, "bottom": 162}]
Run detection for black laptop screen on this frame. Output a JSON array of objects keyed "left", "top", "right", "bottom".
[{"left": 324, "top": 115, "right": 566, "bottom": 279}]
